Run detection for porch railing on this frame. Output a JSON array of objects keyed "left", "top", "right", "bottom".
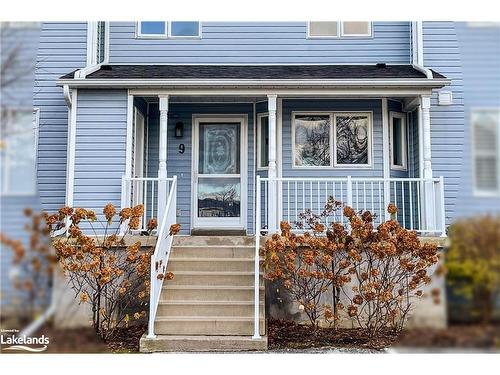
[
  {"left": 256, "top": 176, "right": 446, "bottom": 236},
  {"left": 121, "top": 176, "right": 174, "bottom": 232},
  {"left": 147, "top": 175, "right": 177, "bottom": 338}
]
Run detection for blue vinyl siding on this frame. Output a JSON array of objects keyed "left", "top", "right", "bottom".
[
  {"left": 423, "top": 22, "right": 466, "bottom": 225},
  {"left": 453, "top": 23, "right": 500, "bottom": 218},
  {"left": 34, "top": 22, "right": 87, "bottom": 213},
  {"left": 146, "top": 102, "right": 255, "bottom": 235},
  {"left": 73, "top": 89, "right": 128, "bottom": 227},
  {"left": 109, "top": 22, "right": 411, "bottom": 64}
]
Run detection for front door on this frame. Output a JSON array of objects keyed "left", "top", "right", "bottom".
[{"left": 192, "top": 116, "right": 247, "bottom": 230}]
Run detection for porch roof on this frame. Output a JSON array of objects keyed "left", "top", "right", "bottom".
[
  {"left": 58, "top": 64, "right": 450, "bottom": 91},
  {"left": 62, "top": 64, "right": 446, "bottom": 80}
]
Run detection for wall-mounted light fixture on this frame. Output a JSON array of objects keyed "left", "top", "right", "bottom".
[{"left": 175, "top": 121, "right": 184, "bottom": 138}]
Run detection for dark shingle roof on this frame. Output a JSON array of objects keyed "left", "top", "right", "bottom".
[{"left": 60, "top": 64, "right": 446, "bottom": 80}]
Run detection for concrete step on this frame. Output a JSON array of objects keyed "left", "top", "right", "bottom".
[
  {"left": 157, "top": 300, "right": 265, "bottom": 317},
  {"left": 168, "top": 271, "right": 264, "bottom": 287},
  {"left": 170, "top": 245, "right": 255, "bottom": 259},
  {"left": 173, "top": 236, "right": 255, "bottom": 247},
  {"left": 154, "top": 316, "right": 266, "bottom": 336},
  {"left": 161, "top": 285, "right": 265, "bottom": 302},
  {"left": 168, "top": 257, "right": 255, "bottom": 272},
  {"left": 140, "top": 334, "right": 268, "bottom": 352}
]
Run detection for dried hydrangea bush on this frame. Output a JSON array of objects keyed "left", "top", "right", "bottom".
[{"left": 261, "top": 198, "right": 440, "bottom": 336}]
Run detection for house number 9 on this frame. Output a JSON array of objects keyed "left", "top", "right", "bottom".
[{"left": 179, "top": 144, "right": 185, "bottom": 154}]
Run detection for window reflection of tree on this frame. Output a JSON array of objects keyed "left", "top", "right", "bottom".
[
  {"left": 336, "top": 116, "right": 369, "bottom": 164},
  {"left": 295, "top": 117, "right": 330, "bottom": 166}
]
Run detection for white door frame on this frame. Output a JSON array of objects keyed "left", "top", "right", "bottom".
[
  {"left": 191, "top": 114, "right": 248, "bottom": 230},
  {"left": 132, "top": 108, "right": 145, "bottom": 207}
]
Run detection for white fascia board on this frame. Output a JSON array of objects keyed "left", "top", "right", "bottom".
[{"left": 57, "top": 78, "right": 451, "bottom": 89}]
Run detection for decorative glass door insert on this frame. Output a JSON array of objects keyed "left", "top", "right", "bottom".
[{"left": 195, "top": 121, "right": 244, "bottom": 227}]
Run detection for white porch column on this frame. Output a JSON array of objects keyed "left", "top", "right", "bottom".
[
  {"left": 381, "top": 98, "right": 391, "bottom": 220},
  {"left": 267, "top": 94, "right": 278, "bottom": 233},
  {"left": 157, "top": 95, "right": 169, "bottom": 222},
  {"left": 421, "top": 94, "right": 436, "bottom": 230}
]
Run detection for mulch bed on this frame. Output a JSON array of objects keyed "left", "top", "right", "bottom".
[
  {"left": 22, "top": 323, "right": 148, "bottom": 353},
  {"left": 268, "top": 319, "right": 500, "bottom": 351},
  {"left": 8, "top": 319, "right": 497, "bottom": 353},
  {"left": 106, "top": 324, "right": 147, "bottom": 353},
  {"left": 268, "top": 319, "right": 398, "bottom": 351},
  {"left": 394, "top": 324, "right": 500, "bottom": 349}
]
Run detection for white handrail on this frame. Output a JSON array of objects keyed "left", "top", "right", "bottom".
[{"left": 147, "top": 175, "right": 177, "bottom": 338}]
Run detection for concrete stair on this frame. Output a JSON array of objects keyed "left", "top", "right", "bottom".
[{"left": 140, "top": 236, "right": 267, "bottom": 352}]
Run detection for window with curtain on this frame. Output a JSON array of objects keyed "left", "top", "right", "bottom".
[
  {"left": 334, "top": 113, "right": 371, "bottom": 166},
  {"left": 293, "top": 114, "right": 331, "bottom": 167}
]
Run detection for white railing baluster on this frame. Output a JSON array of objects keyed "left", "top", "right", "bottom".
[
  {"left": 294, "top": 181, "right": 298, "bottom": 224},
  {"left": 402, "top": 180, "right": 406, "bottom": 228},
  {"left": 417, "top": 181, "right": 421, "bottom": 231},
  {"left": 152, "top": 181, "right": 155, "bottom": 226},
  {"left": 340, "top": 181, "right": 344, "bottom": 224},
  {"left": 378, "top": 181, "right": 382, "bottom": 226},
  {"left": 317, "top": 181, "right": 320, "bottom": 215},
  {"left": 287, "top": 181, "right": 290, "bottom": 223},
  {"left": 264, "top": 180, "right": 268, "bottom": 230},
  {"left": 143, "top": 180, "right": 147, "bottom": 229},
  {"left": 409, "top": 181, "right": 414, "bottom": 230},
  {"left": 370, "top": 182, "right": 374, "bottom": 216},
  {"left": 439, "top": 176, "right": 446, "bottom": 237},
  {"left": 310, "top": 181, "right": 313, "bottom": 212}
]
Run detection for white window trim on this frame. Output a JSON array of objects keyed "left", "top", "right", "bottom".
[
  {"left": 0, "top": 108, "right": 38, "bottom": 196},
  {"left": 389, "top": 111, "right": 408, "bottom": 171},
  {"left": 291, "top": 111, "right": 334, "bottom": 169},
  {"left": 136, "top": 21, "right": 202, "bottom": 39},
  {"left": 307, "top": 22, "right": 372, "bottom": 39},
  {"left": 340, "top": 22, "right": 373, "bottom": 38},
  {"left": 333, "top": 111, "right": 373, "bottom": 169},
  {"left": 257, "top": 112, "right": 269, "bottom": 171},
  {"left": 471, "top": 107, "right": 500, "bottom": 197}
]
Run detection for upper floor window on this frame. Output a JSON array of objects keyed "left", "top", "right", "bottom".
[
  {"left": 308, "top": 21, "right": 372, "bottom": 38},
  {"left": 472, "top": 109, "right": 500, "bottom": 196},
  {"left": 138, "top": 21, "right": 201, "bottom": 38},
  {"left": 0, "top": 109, "right": 38, "bottom": 195}
]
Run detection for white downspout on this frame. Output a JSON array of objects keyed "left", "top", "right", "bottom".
[{"left": 411, "top": 21, "right": 433, "bottom": 79}]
